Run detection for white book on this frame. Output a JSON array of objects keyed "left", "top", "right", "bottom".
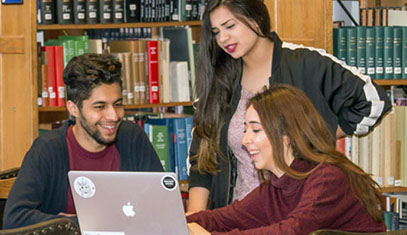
[{"left": 170, "top": 61, "right": 190, "bottom": 102}]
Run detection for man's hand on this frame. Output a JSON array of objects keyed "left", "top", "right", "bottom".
[{"left": 188, "top": 222, "right": 210, "bottom": 235}]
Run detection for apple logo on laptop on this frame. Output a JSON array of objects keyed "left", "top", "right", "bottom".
[{"left": 122, "top": 202, "right": 135, "bottom": 217}]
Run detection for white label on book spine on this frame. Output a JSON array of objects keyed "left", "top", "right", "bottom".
[
  {"left": 186, "top": 4, "right": 192, "bottom": 10},
  {"left": 358, "top": 67, "right": 366, "bottom": 74},
  {"left": 367, "top": 68, "right": 375, "bottom": 75},
  {"left": 395, "top": 179, "right": 402, "bottom": 187},
  {"left": 134, "top": 86, "right": 140, "bottom": 92},
  {"left": 385, "top": 67, "right": 393, "bottom": 73},
  {"left": 376, "top": 67, "right": 383, "bottom": 74},
  {"left": 45, "top": 14, "right": 52, "bottom": 20},
  {"left": 388, "top": 177, "right": 395, "bottom": 186},
  {"left": 130, "top": 4, "right": 136, "bottom": 10},
  {"left": 128, "top": 92, "right": 134, "bottom": 99},
  {"left": 63, "top": 13, "right": 70, "bottom": 20},
  {"left": 140, "top": 86, "right": 146, "bottom": 92},
  {"left": 78, "top": 13, "right": 85, "bottom": 19},
  {"left": 115, "top": 13, "right": 123, "bottom": 19},
  {"left": 405, "top": 68, "right": 407, "bottom": 74},
  {"left": 42, "top": 91, "right": 49, "bottom": 98},
  {"left": 50, "top": 92, "right": 56, "bottom": 99},
  {"left": 37, "top": 97, "right": 43, "bottom": 106},
  {"left": 394, "top": 67, "right": 401, "bottom": 74},
  {"left": 89, "top": 12, "right": 96, "bottom": 18},
  {"left": 104, "top": 13, "right": 111, "bottom": 19},
  {"left": 58, "top": 86, "right": 65, "bottom": 98},
  {"left": 152, "top": 86, "right": 158, "bottom": 92}
]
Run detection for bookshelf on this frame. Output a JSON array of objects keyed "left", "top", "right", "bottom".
[{"left": 0, "top": 0, "right": 342, "bottom": 171}]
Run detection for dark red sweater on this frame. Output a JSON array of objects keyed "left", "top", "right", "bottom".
[{"left": 187, "top": 159, "right": 385, "bottom": 235}]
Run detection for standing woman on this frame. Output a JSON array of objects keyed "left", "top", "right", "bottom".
[{"left": 187, "top": 0, "right": 391, "bottom": 212}]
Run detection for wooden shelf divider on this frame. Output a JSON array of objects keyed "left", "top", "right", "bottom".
[
  {"left": 37, "top": 21, "right": 201, "bottom": 30},
  {"left": 39, "top": 101, "right": 193, "bottom": 112}
]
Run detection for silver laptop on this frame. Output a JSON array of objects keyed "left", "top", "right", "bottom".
[{"left": 68, "top": 171, "right": 189, "bottom": 235}]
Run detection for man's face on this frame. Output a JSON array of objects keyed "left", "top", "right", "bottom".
[{"left": 73, "top": 83, "right": 124, "bottom": 151}]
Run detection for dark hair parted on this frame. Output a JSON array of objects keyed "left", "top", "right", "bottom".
[
  {"left": 249, "top": 84, "right": 383, "bottom": 223},
  {"left": 192, "top": 0, "right": 273, "bottom": 174},
  {"left": 63, "top": 53, "right": 122, "bottom": 109}
]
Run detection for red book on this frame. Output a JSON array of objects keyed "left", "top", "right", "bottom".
[
  {"left": 336, "top": 138, "right": 346, "bottom": 154},
  {"left": 43, "top": 46, "right": 57, "bottom": 106},
  {"left": 54, "top": 46, "right": 65, "bottom": 106},
  {"left": 147, "top": 40, "right": 159, "bottom": 104}
]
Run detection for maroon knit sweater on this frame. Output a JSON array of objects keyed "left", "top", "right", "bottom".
[{"left": 187, "top": 159, "right": 386, "bottom": 235}]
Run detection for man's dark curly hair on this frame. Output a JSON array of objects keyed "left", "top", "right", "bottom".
[{"left": 63, "top": 53, "right": 122, "bottom": 109}]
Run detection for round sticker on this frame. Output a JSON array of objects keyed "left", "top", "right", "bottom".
[
  {"left": 161, "top": 175, "right": 178, "bottom": 191},
  {"left": 73, "top": 176, "right": 96, "bottom": 198}
]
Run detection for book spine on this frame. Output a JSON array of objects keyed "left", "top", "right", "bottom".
[
  {"left": 335, "top": 27, "right": 347, "bottom": 62},
  {"left": 356, "top": 26, "right": 367, "bottom": 75},
  {"left": 393, "top": 27, "right": 403, "bottom": 79},
  {"left": 375, "top": 26, "right": 384, "bottom": 79},
  {"left": 147, "top": 40, "right": 159, "bottom": 104},
  {"left": 86, "top": 0, "right": 98, "bottom": 24},
  {"left": 346, "top": 27, "right": 357, "bottom": 68},
  {"left": 366, "top": 27, "right": 376, "bottom": 79},
  {"left": 384, "top": 26, "right": 394, "bottom": 79},
  {"left": 73, "top": 0, "right": 86, "bottom": 24},
  {"left": 56, "top": 0, "right": 73, "bottom": 24},
  {"left": 124, "top": 0, "right": 140, "bottom": 23},
  {"left": 112, "top": 0, "right": 124, "bottom": 23},
  {"left": 173, "top": 118, "right": 188, "bottom": 181},
  {"left": 44, "top": 46, "right": 57, "bottom": 106},
  {"left": 403, "top": 27, "right": 407, "bottom": 79},
  {"left": 40, "top": 0, "right": 56, "bottom": 24},
  {"left": 54, "top": 46, "right": 66, "bottom": 106},
  {"left": 99, "top": 0, "right": 113, "bottom": 23}
]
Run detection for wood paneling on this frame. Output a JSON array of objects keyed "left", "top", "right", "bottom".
[
  {"left": 0, "top": 2, "right": 37, "bottom": 170},
  {"left": 265, "top": 0, "right": 333, "bottom": 53}
]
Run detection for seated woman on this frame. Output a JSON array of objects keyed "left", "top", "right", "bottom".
[{"left": 187, "top": 84, "right": 386, "bottom": 235}]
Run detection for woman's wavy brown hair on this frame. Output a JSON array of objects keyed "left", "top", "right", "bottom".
[{"left": 248, "top": 84, "right": 383, "bottom": 223}]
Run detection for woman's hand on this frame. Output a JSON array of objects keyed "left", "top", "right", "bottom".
[{"left": 188, "top": 222, "right": 210, "bottom": 235}]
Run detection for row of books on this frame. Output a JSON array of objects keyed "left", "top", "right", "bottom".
[
  {"left": 38, "top": 26, "right": 197, "bottom": 107},
  {"left": 37, "top": 0, "right": 203, "bottom": 25},
  {"left": 85, "top": 28, "right": 154, "bottom": 41},
  {"left": 124, "top": 112, "right": 193, "bottom": 181},
  {"left": 38, "top": 35, "right": 89, "bottom": 107},
  {"left": 360, "top": 6, "right": 407, "bottom": 27},
  {"left": 336, "top": 105, "right": 407, "bottom": 188},
  {"left": 383, "top": 192, "right": 407, "bottom": 231},
  {"left": 333, "top": 26, "right": 407, "bottom": 80}
]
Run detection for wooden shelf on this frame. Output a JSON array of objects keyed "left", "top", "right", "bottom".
[
  {"left": 380, "top": 187, "right": 407, "bottom": 193},
  {"left": 38, "top": 101, "right": 193, "bottom": 112},
  {"left": 37, "top": 21, "right": 201, "bottom": 30},
  {"left": 374, "top": 80, "right": 407, "bottom": 86}
]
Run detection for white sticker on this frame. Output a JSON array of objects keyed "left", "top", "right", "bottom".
[
  {"left": 74, "top": 176, "right": 96, "bottom": 198},
  {"left": 84, "top": 232, "right": 125, "bottom": 235},
  {"left": 161, "top": 175, "right": 177, "bottom": 191}
]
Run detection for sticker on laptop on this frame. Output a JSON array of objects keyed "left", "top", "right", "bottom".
[
  {"left": 84, "top": 232, "right": 124, "bottom": 235},
  {"left": 73, "top": 176, "right": 96, "bottom": 198},
  {"left": 161, "top": 175, "right": 178, "bottom": 191}
]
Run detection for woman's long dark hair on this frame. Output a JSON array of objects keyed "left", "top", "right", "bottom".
[
  {"left": 249, "top": 84, "right": 383, "bottom": 222},
  {"left": 192, "top": 0, "right": 274, "bottom": 174}
]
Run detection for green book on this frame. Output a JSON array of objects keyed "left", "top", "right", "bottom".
[
  {"left": 61, "top": 40, "right": 75, "bottom": 68},
  {"left": 393, "top": 27, "right": 403, "bottom": 79},
  {"left": 346, "top": 27, "right": 357, "bottom": 67},
  {"left": 366, "top": 27, "right": 376, "bottom": 79},
  {"left": 384, "top": 26, "right": 394, "bottom": 79},
  {"left": 356, "top": 26, "right": 367, "bottom": 74},
  {"left": 58, "top": 35, "right": 89, "bottom": 54},
  {"left": 333, "top": 27, "right": 347, "bottom": 62},
  {"left": 402, "top": 27, "right": 407, "bottom": 79},
  {"left": 375, "top": 26, "right": 384, "bottom": 79},
  {"left": 149, "top": 124, "right": 170, "bottom": 172}
]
